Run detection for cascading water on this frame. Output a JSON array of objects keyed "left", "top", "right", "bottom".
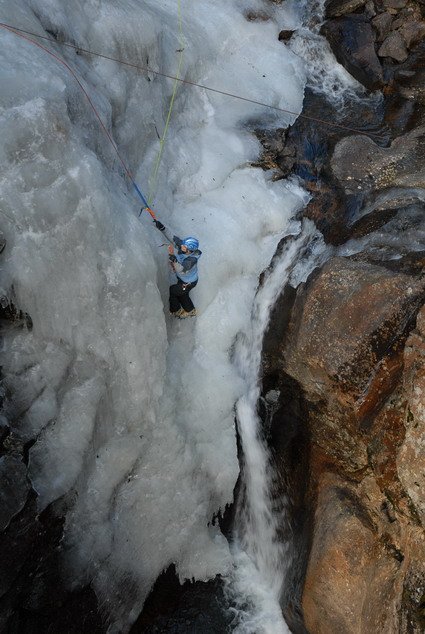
[
  {"left": 225, "top": 222, "right": 321, "bottom": 633},
  {"left": 284, "top": 0, "right": 372, "bottom": 105}
]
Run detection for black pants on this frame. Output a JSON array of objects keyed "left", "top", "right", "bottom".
[{"left": 169, "top": 279, "right": 197, "bottom": 313}]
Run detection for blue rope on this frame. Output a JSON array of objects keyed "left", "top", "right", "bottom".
[{"left": 133, "top": 182, "right": 150, "bottom": 209}]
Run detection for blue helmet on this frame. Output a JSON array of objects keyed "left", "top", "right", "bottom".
[{"left": 182, "top": 236, "right": 199, "bottom": 251}]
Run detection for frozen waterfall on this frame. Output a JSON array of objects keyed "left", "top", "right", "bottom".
[{"left": 1, "top": 0, "right": 308, "bottom": 631}]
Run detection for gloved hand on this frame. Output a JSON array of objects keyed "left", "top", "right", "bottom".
[
  {"left": 169, "top": 254, "right": 177, "bottom": 263},
  {"left": 154, "top": 220, "right": 166, "bottom": 231}
]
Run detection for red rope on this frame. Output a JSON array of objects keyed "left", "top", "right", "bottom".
[{"left": 0, "top": 23, "right": 136, "bottom": 183}]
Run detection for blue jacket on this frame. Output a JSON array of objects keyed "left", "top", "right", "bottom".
[
  {"left": 171, "top": 236, "right": 202, "bottom": 284},
  {"left": 162, "top": 228, "right": 202, "bottom": 284}
]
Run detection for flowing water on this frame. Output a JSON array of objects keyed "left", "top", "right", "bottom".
[{"left": 224, "top": 222, "right": 326, "bottom": 633}]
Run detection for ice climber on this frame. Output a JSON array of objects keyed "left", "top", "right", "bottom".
[{"left": 153, "top": 218, "right": 201, "bottom": 318}]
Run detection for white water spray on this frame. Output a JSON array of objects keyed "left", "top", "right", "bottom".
[
  {"left": 283, "top": 0, "right": 370, "bottom": 105},
  {"left": 226, "top": 222, "right": 317, "bottom": 633}
]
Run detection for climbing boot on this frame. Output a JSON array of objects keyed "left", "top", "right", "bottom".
[
  {"left": 179, "top": 309, "right": 197, "bottom": 318},
  {"left": 170, "top": 308, "right": 184, "bottom": 318}
]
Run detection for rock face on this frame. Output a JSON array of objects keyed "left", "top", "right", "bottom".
[
  {"left": 372, "top": 12, "right": 394, "bottom": 41},
  {"left": 397, "top": 308, "right": 425, "bottom": 526},
  {"left": 331, "top": 125, "right": 425, "bottom": 193},
  {"left": 321, "top": 15, "right": 384, "bottom": 90},
  {"left": 273, "top": 259, "right": 425, "bottom": 633},
  {"left": 379, "top": 30, "right": 409, "bottom": 61},
  {"left": 325, "top": 0, "right": 368, "bottom": 18},
  {"left": 284, "top": 258, "right": 423, "bottom": 410},
  {"left": 302, "top": 472, "right": 403, "bottom": 634},
  {"left": 322, "top": 0, "right": 425, "bottom": 92},
  {"left": 265, "top": 14, "right": 425, "bottom": 619},
  {"left": 0, "top": 455, "right": 29, "bottom": 532},
  {"left": 260, "top": 2, "right": 425, "bottom": 633}
]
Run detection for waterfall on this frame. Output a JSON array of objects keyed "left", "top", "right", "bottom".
[{"left": 226, "top": 223, "right": 318, "bottom": 633}]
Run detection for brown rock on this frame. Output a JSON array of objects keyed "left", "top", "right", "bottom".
[
  {"left": 390, "top": 6, "right": 423, "bottom": 31},
  {"left": 284, "top": 257, "right": 424, "bottom": 407},
  {"left": 331, "top": 125, "right": 425, "bottom": 192},
  {"left": 400, "top": 20, "right": 425, "bottom": 48},
  {"left": 301, "top": 469, "right": 425, "bottom": 633},
  {"left": 266, "top": 219, "right": 425, "bottom": 629},
  {"left": 280, "top": 266, "right": 425, "bottom": 632},
  {"left": 303, "top": 187, "right": 349, "bottom": 245},
  {"left": 383, "top": 0, "right": 407, "bottom": 8},
  {"left": 325, "top": 0, "right": 367, "bottom": 18},
  {"left": 302, "top": 473, "right": 402, "bottom": 634},
  {"left": 397, "top": 306, "right": 425, "bottom": 526},
  {"left": 372, "top": 11, "right": 393, "bottom": 41},
  {"left": 365, "top": 0, "right": 377, "bottom": 17},
  {"left": 378, "top": 30, "right": 409, "bottom": 61},
  {"left": 416, "top": 305, "right": 425, "bottom": 335},
  {"left": 278, "top": 29, "right": 295, "bottom": 42}
]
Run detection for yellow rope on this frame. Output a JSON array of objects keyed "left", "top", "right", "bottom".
[{"left": 147, "top": 0, "right": 184, "bottom": 206}]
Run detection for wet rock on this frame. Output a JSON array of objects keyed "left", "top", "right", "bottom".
[
  {"left": 394, "top": 64, "right": 425, "bottom": 108},
  {"left": 347, "top": 200, "right": 425, "bottom": 246},
  {"left": 303, "top": 186, "right": 349, "bottom": 245},
  {"left": 321, "top": 15, "right": 384, "bottom": 90},
  {"left": 325, "top": 0, "right": 367, "bottom": 18},
  {"left": 383, "top": 43, "right": 425, "bottom": 133},
  {"left": 278, "top": 29, "right": 295, "bottom": 42},
  {"left": 131, "top": 565, "right": 231, "bottom": 633},
  {"left": 331, "top": 124, "right": 425, "bottom": 193},
  {"left": 0, "top": 492, "right": 104, "bottom": 632},
  {"left": 284, "top": 85, "right": 390, "bottom": 244},
  {"left": 284, "top": 257, "right": 424, "bottom": 413},
  {"left": 244, "top": 10, "right": 270, "bottom": 22},
  {"left": 0, "top": 455, "right": 29, "bottom": 531},
  {"left": 278, "top": 259, "right": 425, "bottom": 632},
  {"left": 372, "top": 12, "right": 393, "bottom": 41},
  {"left": 378, "top": 30, "right": 409, "bottom": 62}
]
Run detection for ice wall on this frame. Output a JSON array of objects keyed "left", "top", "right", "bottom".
[{"left": 0, "top": 0, "right": 306, "bottom": 629}]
